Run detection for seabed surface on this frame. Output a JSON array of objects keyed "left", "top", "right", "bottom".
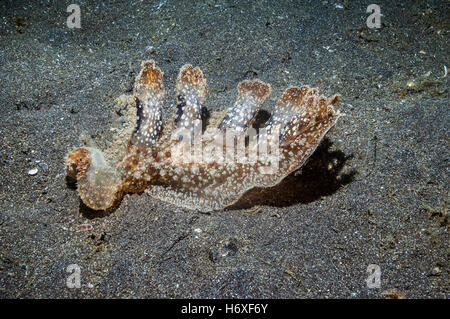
[{"left": 0, "top": 0, "right": 448, "bottom": 298}]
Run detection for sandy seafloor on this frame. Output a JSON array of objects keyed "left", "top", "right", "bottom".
[{"left": 0, "top": 0, "right": 448, "bottom": 298}]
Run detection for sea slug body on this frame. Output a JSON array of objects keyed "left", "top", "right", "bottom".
[{"left": 65, "top": 60, "right": 341, "bottom": 212}]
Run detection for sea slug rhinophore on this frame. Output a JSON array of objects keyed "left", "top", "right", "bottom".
[{"left": 65, "top": 60, "right": 341, "bottom": 212}]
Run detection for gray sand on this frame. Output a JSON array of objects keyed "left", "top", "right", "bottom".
[{"left": 0, "top": 0, "right": 448, "bottom": 298}]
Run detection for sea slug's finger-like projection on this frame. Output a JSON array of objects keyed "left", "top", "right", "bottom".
[
  {"left": 131, "top": 60, "right": 165, "bottom": 147},
  {"left": 65, "top": 60, "right": 341, "bottom": 212}
]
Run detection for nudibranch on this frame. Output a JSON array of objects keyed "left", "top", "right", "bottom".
[{"left": 65, "top": 60, "right": 341, "bottom": 212}]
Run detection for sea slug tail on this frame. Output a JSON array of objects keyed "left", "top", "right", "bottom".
[{"left": 265, "top": 86, "right": 340, "bottom": 146}]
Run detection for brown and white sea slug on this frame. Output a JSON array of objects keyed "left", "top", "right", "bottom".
[{"left": 65, "top": 60, "right": 341, "bottom": 212}]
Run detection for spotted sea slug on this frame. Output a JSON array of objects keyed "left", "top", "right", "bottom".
[{"left": 65, "top": 60, "right": 341, "bottom": 212}]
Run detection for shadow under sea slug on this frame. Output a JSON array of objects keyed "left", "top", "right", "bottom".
[{"left": 65, "top": 60, "right": 341, "bottom": 212}]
